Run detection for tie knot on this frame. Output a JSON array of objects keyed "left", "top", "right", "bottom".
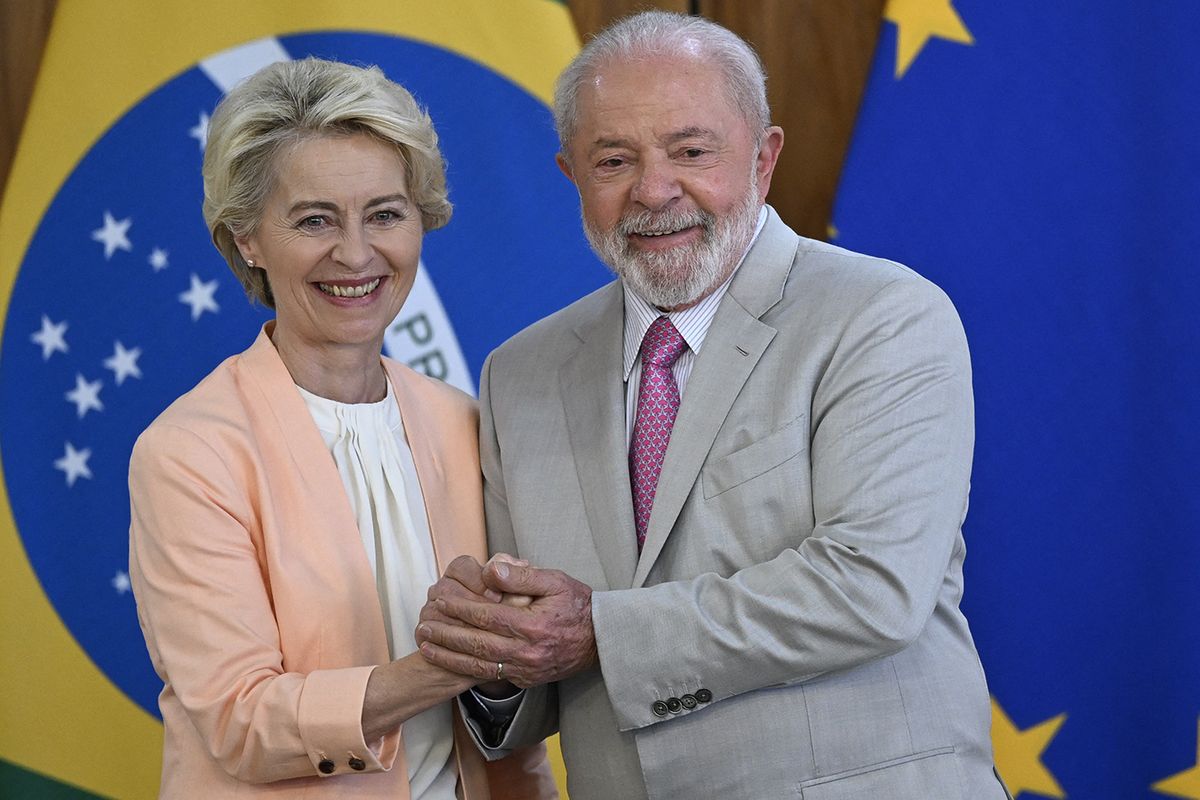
[{"left": 641, "top": 317, "right": 687, "bottom": 368}]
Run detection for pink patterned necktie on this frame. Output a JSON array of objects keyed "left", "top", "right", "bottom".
[{"left": 630, "top": 316, "right": 687, "bottom": 550}]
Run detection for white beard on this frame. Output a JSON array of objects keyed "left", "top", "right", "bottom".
[{"left": 583, "top": 175, "right": 762, "bottom": 309}]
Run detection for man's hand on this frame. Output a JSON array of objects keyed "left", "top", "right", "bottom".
[
  {"left": 419, "top": 555, "right": 501, "bottom": 627},
  {"left": 416, "top": 558, "right": 598, "bottom": 687},
  {"left": 417, "top": 554, "right": 533, "bottom": 695}
]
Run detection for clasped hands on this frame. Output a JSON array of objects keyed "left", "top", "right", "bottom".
[{"left": 416, "top": 554, "right": 598, "bottom": 690}]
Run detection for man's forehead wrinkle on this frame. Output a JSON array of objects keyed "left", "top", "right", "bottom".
[
  {"left": 592, "top": 136, "right": 630, "bottom": 150},
  {"left": 665, "top": 126, "right": 719, "bottom": 142},
  {"left": 588, "top": 126, "right": 720, "bottom": 149}
]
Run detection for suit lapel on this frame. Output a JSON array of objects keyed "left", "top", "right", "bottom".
[
  {"left": 632, "top": 307, "right": 776, "bottom": 586},
  {"left": 559, "top": 284, "right": 640, "bottom": 590},
  {"left": 633, "top": 210, "right": 799, "bottom": 587}
]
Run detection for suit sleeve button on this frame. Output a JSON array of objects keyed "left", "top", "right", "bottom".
[
  {"left": 681, "top": 693, "right": 698, "bottom": 709},
  {"left": 348, "top": 757, "right": 366, "bottom": 771},
  {"left": 666, "top": 697, "right": 683, "bottom": 713},
  {"left": 318, "top": 759, "right": 335, "bottom": 774},
  {"left": 652, "top": 700, "right": 669, "bottom": 717},
  {"left": 695, "top": 689, "right": 713, "bottom": 703}
]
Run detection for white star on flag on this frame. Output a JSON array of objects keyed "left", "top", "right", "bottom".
[
  {"left": 103, "top": 341, "right": 143, "bottom": 385},
  {"left": 179, "top": 273, "right": 220, "bottom": 320},
  {"left": 112, "top": 571, "right": 132, "bottom": 594},
  {"left": 65, "top": 373, "right": 105, "bottom": 418},
  {"left": 31, "top": 315, "right": 69, "bottom": 360},
  {"left": 190, "top": 111, "right": 210, "bottom": 150},
  {"left": 149, "top": 247, "right": 170, "bottom": 271},
  {"left": 91, "top": 211, "right": 133, "bottom": 260},
  {"left": 54, "top": 442, "right": 93, "bottom": 487}
]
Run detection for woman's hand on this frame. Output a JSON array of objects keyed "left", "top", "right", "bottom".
[{"left": 361, "top": 651, "right": 475, "bottom": 742}]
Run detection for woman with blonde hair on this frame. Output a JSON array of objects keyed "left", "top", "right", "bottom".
[{"left": 128, "top": 57, "right": 554, "bottom": 799}]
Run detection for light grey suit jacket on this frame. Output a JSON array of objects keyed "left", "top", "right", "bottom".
[{"left": 477, "top": 209, "right": 1010, "bottom": 800}]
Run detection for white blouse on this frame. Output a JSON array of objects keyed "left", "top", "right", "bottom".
[{"left": 298, "top": 380, "right": 456, "bottom": 800}]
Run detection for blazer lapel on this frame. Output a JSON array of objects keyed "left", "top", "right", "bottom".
[
  {"left": 633, "top": 210, "right": 799, "bottom": 587},
  {"left": 237, "top": 324, "right": 391, "bottom": 661},
  {"left": 559, "top": 283, "right": 640, "bottom": 591},
  {"left": 240, "top": 324, "right": 367, "bottom": 552}
]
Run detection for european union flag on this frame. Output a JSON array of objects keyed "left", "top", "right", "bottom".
[{"left": 834, "top": 2, "right": 1200, "bottom": 798}]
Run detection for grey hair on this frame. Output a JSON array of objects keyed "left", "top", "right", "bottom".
[
  {"left": 201, "top": 57, "right": 451, "bottom": 308},
  {"left": 553, "top": 11, "right": 770, "bottom": 158}
]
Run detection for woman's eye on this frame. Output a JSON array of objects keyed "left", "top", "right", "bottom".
[
  {"left": 298, "top": 215, "right": 328, "bottom": 230},
  {"left": 372, "top": 209, "right": 401, "bottom": 223}
]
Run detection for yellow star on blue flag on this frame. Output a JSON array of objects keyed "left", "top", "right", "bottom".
[
  {"left": 991, "top": 700, "right": 1066, "bottom": 798},
  {"left": 883, "top": 0, "right": 973, "bottom": 77},
  {"left": 1153, "top": 720, "right": 1200, "bottom": 800}
]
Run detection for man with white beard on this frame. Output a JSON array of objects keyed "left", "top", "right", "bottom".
[{"left": 416, "top": 10, "right": 1010, "bottom": 800}]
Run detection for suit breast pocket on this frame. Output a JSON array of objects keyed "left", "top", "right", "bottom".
[{"left": 702, "top": 414, "right": 807, "bottom": 499}]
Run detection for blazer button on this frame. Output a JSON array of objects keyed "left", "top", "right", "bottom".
[
  {"left": 348, "top": 757, "right": 366, "bottom": 771},
  {"left": 318, "top": 759, "right": 335, "bottom": 774},
  {"left": 695, "top": 689, "right": 713, "bottom": 703},
  {"left": 652, "top": 700, "right": 669, "bottom": 717},
  {"left": 666, "top": 697, "right": 683, "bottom": 713},
  {"left": 681, "top": 693, "right": 698, "bottom": 709}
]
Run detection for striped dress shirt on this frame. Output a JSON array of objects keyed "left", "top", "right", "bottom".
[{"left": 621, "top": 206, "right": 767, "bottom": 443}]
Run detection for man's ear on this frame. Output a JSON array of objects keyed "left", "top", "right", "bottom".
[
  {"left": 754, "top": 126, "right": 785, "bottom": 203},
  {"left": 556, "top": 152, "right": 576, "bottom": 183}
]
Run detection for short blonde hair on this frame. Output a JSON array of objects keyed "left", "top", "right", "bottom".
[{"left": 202, "top": 58, "right": 452, "bottom": 308}]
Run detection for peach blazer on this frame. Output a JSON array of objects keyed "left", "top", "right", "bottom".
[{"left": 129, "top": 325, "right": 554, "bottom": 799}]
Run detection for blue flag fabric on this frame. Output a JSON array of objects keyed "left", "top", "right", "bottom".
[
  {"left": 0, "top": 2, "right": 596, "bottom": 796},
  {"left": 834, "top": 2, "right": 1200, "bottom": 798}
]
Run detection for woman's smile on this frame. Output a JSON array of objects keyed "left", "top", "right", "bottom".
[{"left": 315, "top": 275, "right": 385, "bottom": 300}]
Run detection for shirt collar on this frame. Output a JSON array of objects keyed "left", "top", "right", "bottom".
[{"left": 622, "top": 205, "right": 767, "bottom": 379}]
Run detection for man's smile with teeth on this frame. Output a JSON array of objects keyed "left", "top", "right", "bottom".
[
  {"left": 317, "top": 278, "right": 381, "bottom": 298},
  {"left": 634, "top": 225, "right": 695, "bottom": 237}
]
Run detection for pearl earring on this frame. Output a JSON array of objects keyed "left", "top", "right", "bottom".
[{"left": 246, "top": 258, "right": 257, "bottom": 268}]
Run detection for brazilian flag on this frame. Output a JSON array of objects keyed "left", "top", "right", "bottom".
[
  {"left": 0, "top": 1, "right": 601, "bottom": 796},
  {"left": 834, "top": 1, "right": 1200, "bottom": 798}
]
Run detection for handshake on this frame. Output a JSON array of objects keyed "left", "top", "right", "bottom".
[{"left": 415, "top": 554, "right": 598, "bottom": 689}]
